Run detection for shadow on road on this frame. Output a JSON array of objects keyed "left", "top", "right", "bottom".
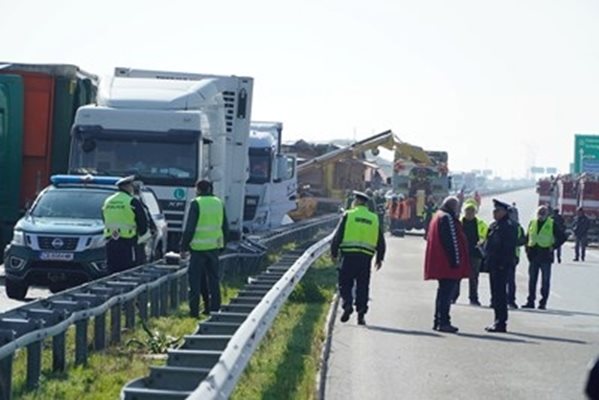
[
  {"left": 517, "top": 308, "right": 599, "bottom": 318},
  {"left": 456, "top": 332, "right": 533, "bottom": 344},
  {"left": 506, "top": 331, "right": 588, "bottom": 345},
  {"left": 366, "top": 325, "right": 444, "bottom": 338}
]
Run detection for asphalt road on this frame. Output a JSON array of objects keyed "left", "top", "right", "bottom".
[
  {"left": 325, "top": 188, "right": 599, "bottom": 400},
  {"left": 0, "top": 264, "right": 52, "bottom": 313}
]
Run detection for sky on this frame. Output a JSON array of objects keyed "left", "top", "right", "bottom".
[{"left": 1, "top": 0, "right": 598, "bottom": 177}]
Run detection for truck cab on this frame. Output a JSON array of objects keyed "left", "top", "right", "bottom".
[
  {"left": 244, "top": 122, "right": 297, "bottom": 232},
  {"left": 69, "top": 68, "right": 253, "bottom": 249}
]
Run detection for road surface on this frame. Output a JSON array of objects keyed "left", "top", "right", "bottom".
[
  {"left": 325, "top": 188, "right": 599, "bottom": 399},
  {"left": 0, "top": 264, "right": 52, "bottom": 312}
]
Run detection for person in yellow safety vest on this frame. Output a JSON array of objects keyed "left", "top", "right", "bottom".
[
  {"left": 522, "top": 206, "right": 567, "bottom": 310},
  {"left": 180, "top": 180, "right": 229, "bottom": 317},
  {"left": 507, "top": 206, "right": 526, "bottom": 309},
  {"left": 331, "top": 191, "right": 386, "bottom": 325},
  {"left": 102, "top": 175, "right": 149, "bottom": 273},
  {"left": 452, "top": 199, "right": 488, "bottom": 306}
]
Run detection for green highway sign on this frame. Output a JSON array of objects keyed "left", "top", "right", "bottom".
[{"left": 574, "top": 134, "right": 599, "bottom": 173}]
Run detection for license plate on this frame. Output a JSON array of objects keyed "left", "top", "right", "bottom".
[{"left": 40, "top": 252, "right": 74, "bottom": 261}]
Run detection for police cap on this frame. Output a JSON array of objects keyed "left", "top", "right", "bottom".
[
  {"left": 353, "top": 191, "right": 370, "bottom": 202},
  {"left": 492, "top": 198, "right": 510, "bottom": 211},
  {"left": 116, "top": 175, "right": 136, "bottom": 187}
]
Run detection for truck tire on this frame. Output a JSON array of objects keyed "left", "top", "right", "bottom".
[{"left": 5, "top": 279, "right": 28, "bottom": 300}]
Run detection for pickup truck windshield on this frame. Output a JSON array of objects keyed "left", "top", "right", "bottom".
[
  {"left": 70, "top": 133, "right": 198, "bottom": 186},
  {"left": 31, "top": 189, "right": 111, "bottom": 219}
]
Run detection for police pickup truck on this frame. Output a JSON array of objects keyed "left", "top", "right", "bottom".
[{"left": 3, "top": 175, "right": 167, "bottom": 299}]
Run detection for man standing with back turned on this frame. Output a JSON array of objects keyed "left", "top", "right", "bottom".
[
  {"left": 102, "top": 175, "right": 149, "bottom": 273},
  {"left": 331, "top": 191, "right": 386, "bottom": 326},
  {"left": 181, "top": 180, "right": 229, "bottom": 317},
  {"left": 424, "top": 196, "right": 470, "bottom": 333}
]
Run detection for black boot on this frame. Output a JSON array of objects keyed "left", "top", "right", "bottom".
[
  {"left": 340, "top": 308, "right": 353, "bottom": 323},
  {"left": 485, "top": 324, "right": 507, "bottom": 333},
  {"left": 357, "top": 313, "right": 366, "bottom": 325}
]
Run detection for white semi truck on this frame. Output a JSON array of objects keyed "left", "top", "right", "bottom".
[
  {"left": 69, "top": 67, "right": 253, "bottom": 249},
  {"left": 244, "top": 122, "right": 297, "bottom": 233}
]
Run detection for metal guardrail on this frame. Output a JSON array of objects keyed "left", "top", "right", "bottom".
[
  {"left": 120, "top": 231, "right": 335, "bottom": 400},
  {"left": 189, "top": 233, "right": 333, "bottom": 400},
  {"left": 0, "top": 214, "right": 339, "bottom": 400}
]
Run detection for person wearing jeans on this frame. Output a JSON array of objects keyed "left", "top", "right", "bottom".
[
  {"left": 522, "top": 206, "right": 566, "bottom": 310},
  {"left": 573, "top": 207, "right": 590, "bottom": 262}
]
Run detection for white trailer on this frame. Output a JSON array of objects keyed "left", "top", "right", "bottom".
[
  {"left": 69, "top": 67, "right": 253, "bottom": 249},
  {"left": 244, "top": 122, "right": 297, "bottom": 233}
]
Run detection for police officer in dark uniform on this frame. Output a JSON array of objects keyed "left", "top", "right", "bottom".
[
  {"left": 331, "top": 191, "right": 386, "bottom": 325},
  {"left": 484, "top": 199, "right": 517, "bottom": 333},
  {"left": 102, "top": 176, "right": 149, "bottom": 273}
]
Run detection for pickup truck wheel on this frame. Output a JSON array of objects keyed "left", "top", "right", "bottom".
[{"left": 5, "top": 279, "right": 28, "bottom": 300}]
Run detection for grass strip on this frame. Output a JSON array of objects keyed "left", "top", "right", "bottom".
[
  {"left": 12, "top": 278, "right": 243, "bottom": 400},
  {"left": 231, "top": 255, "right": 337, "bottom": 400}
]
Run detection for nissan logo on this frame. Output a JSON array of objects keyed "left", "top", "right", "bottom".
[{"left": 52, "top": 238, "right": 64, "bottom": 249}]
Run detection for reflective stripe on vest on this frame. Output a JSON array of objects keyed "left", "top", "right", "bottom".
[
  {"left": 528, "top": 218, "right": 555, "bottom": 248},
  {"left": 340, "top": 205, "right": 379, "bottom": 256},
  {"left": 191, "top": 196, "right": 224, "bottom": 251},
  {"left": 102, "top": 191, "right": 136, "bottom": 239}
]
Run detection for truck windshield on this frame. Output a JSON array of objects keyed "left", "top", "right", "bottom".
[
  {"left": 70, "top": 134, "right": 198, "bottom": 186},
  {"left": 31, "top": 189, "right": 111, "bottom": 219},
  {"left": 248, "top": 154, "right": 271, "bottom": 184}
]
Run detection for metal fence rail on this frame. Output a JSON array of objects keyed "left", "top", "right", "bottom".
[
  {"left": 189, "top": 233, "right": 333, "bottom": 400},
  {"left": 0, "top": 214, "right": 338, "bottom": 400},
  {"left": 120, "top": 232, "right": 335, "bottom": 400}
]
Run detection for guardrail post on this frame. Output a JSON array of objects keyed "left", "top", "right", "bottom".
[
  {"left": 26, "top": 341, "right": 42, "bottom": 390},
  {"left": 124, "top": 299, "right": 135, "bottom": 329},
  {"left": 138, "top": 290, "right": 148, "bottom": 322},
  {"left": 52, "top": 332, "right": 66, "bottom": 372},
  {"left": 170, "top": 277, "right": 180, "bottom": 310},
  {"left": 94, "top": 312, "right": 106, "bottom": 350},
  {"left": 179, "top": 274, "right": 188, "bottom": 303},
  {"left": 0, "top": 353, "right": 14, "bottom": 400},
  {"left": 150, "top": 287, "right": 160, "bottom": 318},
  {"left": 75, "top": 319, "right": 88, "bottom": 365},
  {"left": 160, "top": 282, "right": 169, "bottom": 316},
  {"left": 110, "top": 304, "right": 122, "bottom": 345}
]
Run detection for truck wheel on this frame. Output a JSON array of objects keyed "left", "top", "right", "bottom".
[{"left": 5, "top": 279, "right": 28, "bottom": 300}]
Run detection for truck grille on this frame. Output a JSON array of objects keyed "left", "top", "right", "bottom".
[
  {"left": 38, "top": 236, "right": 79, "bottom": 251},
  {"left": 243, "top": 196, "right": 259, "bottom": 221}
]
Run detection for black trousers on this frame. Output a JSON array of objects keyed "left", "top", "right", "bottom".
[
  {"left": 188, "top": 250, "right": 221, "bottom": 316},
  {"left": 338, "top": 253, "right": 372, "bottom": 314},
  {"left": 435, "top": 279, "right": 458, "bottom": 326},
  {"left": 106, "top": 238, "right": 137, "bottom": 273},
  {"left": 490, "top": 267, "right": 508, "bottom": 326},
  {"left": 506, "top": 264, "right": 517, "bottom": 305}
]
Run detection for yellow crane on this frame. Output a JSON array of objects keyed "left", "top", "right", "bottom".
[{"left": 289, "top": 130, "right": 433, "bottom": 220}]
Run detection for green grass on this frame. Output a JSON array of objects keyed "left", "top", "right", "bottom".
[
  {"left": 9, "top": 243, "right": 333, "bottom": 400},
  {"left": 231, "top": 255, "right": 337, "bottom": 400},
  {"left": 11, "top": 279, "right": 243, "bottom": 400}
]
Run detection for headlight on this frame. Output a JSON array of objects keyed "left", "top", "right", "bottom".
[
  {"left": 87, "top": 235, "right": 106, "bottom": 249},
  {"left": 11, "top": 231, "right": 25, "bottom": 246}
]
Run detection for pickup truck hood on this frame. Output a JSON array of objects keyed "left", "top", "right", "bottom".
[{"left": 16, "top": 216, "right": 104, "bottom": 235}]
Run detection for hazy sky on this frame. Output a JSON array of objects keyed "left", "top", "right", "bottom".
[{"left": 2, "top": 0, "right": 598, "bottom": 177}]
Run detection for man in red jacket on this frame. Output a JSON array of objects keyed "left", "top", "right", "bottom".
[{"left": 424, "top": 196, "right": 471, "bottom": 333}]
